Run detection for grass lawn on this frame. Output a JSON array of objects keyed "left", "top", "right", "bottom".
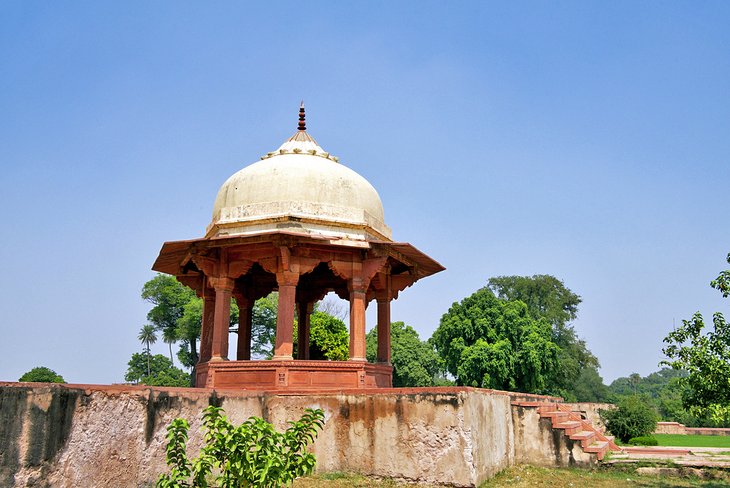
[
  {"left": 482, "top": 465, "right": 728, "bottom": 487},
  {"left": 294, "top": 465, "right": 729, "bottom": 487},
  {"left": 654, "top": 434, "right": 730, "bottom": 448}
]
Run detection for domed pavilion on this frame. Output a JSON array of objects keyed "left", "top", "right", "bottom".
[{"left": 152, "top": 105, "right": 444, "bottom": 389}]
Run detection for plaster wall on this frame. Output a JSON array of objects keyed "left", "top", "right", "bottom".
[
  {"left": 563, "top": 402, "right": 614, "bottom": 433},
  {"left": 1, "top": 383, "right": 571, "bottom": 488}
]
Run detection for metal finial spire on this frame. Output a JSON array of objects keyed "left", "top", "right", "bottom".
[{"left": 298, "top": 101, "right": 306, "bottom": 131}]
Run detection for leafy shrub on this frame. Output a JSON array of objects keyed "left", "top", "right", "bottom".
[
  {"left": 157, "top": 406, "right": 325, "bottom": 487},
  {"left": 627, "top": 435, "right": 658, "bottom": 446},
  {"left": 18, "top": 366, "right": 65, "bottom": 383},
  {"left": 600, "top": 396, "right": 658, "bottom": 443}
]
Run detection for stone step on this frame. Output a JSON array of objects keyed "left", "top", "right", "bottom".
[
  {"left": 509, "top": 399, "right": 621, "bottom": 462},
  {"left": 570, "top": 430, "right": 597, "bottom": 449},
  {"left": 584, "top": 440, "right": 609, "bottom": 457},
  {"left": 539, "top": 411, "right": 570, "bottom": 421},
  {"left": 537, "top": 404, "right": 560, "bottom": 414},
  {"left": 553, "top": 420, "right": 583, "bottom": 435},
  {"left": 510, "top": 400, "right": 544, "bottom": 407}
]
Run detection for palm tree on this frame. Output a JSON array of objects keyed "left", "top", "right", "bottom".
[
  {"left": 161, "top": 327, "right": 177, "bottom": 365},
  {"left": 138, "top": 324, "right": 158, "bottom": 377}
]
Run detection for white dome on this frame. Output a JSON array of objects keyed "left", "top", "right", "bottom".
[{"left": 207, "top": 129, "right": 391, "bottom": 241}]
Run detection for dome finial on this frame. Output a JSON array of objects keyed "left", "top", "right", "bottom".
[{"left": 298, "top": 101, "right": 306, "bottom": 131}]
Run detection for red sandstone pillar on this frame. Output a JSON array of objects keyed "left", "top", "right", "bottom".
[
  {"left": 199, "top": 293, "right": 215, "bottom": 363},
  {"left": 376, "top": 298, "right": 391, "bottom": 364},
  {"left": 376, "top": 270, "right": 392, "bottom": 364},
  {"left": 235, "top": 294, "right": 252, "bottom": 360},
  {"left": 210, "top": 277, "right": 234, "bottom": 361},
  {"left": 349, "top": 279, "right": 367, "bottom": 361},
  {"left": 297, "top": 301, "right": 313, "bottom": 360},
  {"left": 273, "top": 271, "right": 299, "bottom": 360}
]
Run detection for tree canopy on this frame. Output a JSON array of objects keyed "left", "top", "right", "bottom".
[
  {"left": 366, "top": 321, "right": 443, "bottom": 387},
  {"left": 140, "top": 274, "right": 278, "bottom": 372},
  {"left": 125, "top": 353, "right": 190, "bottom": 387},
  {"left": 432, "top": 287, "right": 559, "bottom": 392},
  {"left": 487, "top": 275, "right": 600, "bottom": 401},
  {"left": 662, "top": 252, "right": 730, "bottom": 423},
  {"left": 19, "top": 366, "right": 65, "bottom": 383},
  {"left": 305, "top": 311, "right": 349, "bottom": 361}
]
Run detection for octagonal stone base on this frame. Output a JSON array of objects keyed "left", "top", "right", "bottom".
[{"left": 196, "top": 360, "right": 393, "bottom": 390}]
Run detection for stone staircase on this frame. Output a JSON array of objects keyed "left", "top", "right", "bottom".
[{"left": 512, "top": 400, "right": 621, "bottom": 461}]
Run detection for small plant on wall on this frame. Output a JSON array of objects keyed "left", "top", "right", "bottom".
[{"left": 156, "top": 406, "right": 325, "bottom": 488}]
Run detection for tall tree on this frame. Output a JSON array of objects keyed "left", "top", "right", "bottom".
[
  {"left": 142, "top": 274, "right": 199, "bottom": 371},
  {"left": 432, "top": 287, "right": 559, "bottom": 392},
  {"left": 138, "top": 324, "right": 158, "bottom": 376},
  {"left": 487, "top": 275, "right": 600, "bottom": 401},
  {"left": 161, "top": 327, "right": 177, "bottom": 364},
  {"left": 366, "top": 321, "right": 443, "bottom": 387},
  {"left": 662, "top": 252, "right": 730, "bottom": 423}
]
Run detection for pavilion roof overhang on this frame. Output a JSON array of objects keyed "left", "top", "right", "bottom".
[{"left": 151, "top": 230, "right": 444, "bottom": 283}]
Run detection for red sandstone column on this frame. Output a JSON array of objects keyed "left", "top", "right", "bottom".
[
  {"left": 235, "top": 294, "right": 252, "bottom": 360},
  {"left": 297, "top": 301, "right": 313, "bottom": 360},
  {"left": 273, "top": 271, "right": 299, "bottom": 360},
  {"left": 376, "top": 298, "right": 391, "bottom": 364},
  {"left": 349, "top": 279, "right": 367, "bottom": 361},
  {"left": 210, "top": 277, "right": 234, "bottom": 361},
  {"left": 376, "top": 270, "right": 392, "bottom": 364},
  {"left": 199, "top": 293, "right": 215, "bottom": 363}
]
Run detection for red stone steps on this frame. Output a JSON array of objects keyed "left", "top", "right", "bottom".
[{"left": 511, "top": 400, "right": 621, "bottom": 461}]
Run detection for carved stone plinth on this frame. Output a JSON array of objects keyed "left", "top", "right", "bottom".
[{"left": 196, "top": 360, "right": 393, "bottom": 390}]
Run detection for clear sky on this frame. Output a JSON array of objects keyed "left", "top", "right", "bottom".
[{"left": 1, "top": 2, "right": 728, "bottom": 386}]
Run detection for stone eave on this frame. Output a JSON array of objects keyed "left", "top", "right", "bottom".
[{"left": 151, "top": 230, "right": 444, "bottom": 281}]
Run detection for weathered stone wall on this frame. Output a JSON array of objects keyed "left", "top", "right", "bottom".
[
  {"left": 655, "top": 421, "right": 730, "bottom": 436},
  {"left": 563, "top": 402, "right": 614, "bottom": 433},
  {"left": 1, "top": 383, "right": 573, "bottom": 487}
]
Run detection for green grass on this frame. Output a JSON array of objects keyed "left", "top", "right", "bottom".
[
  {"left": 481, "top": 465, "right": 728, "bottom": 487},
  {"left": 294, "top": 465, "right": 730, "bottom": 487},
  {"left": 654, "top": 434, "right": 730, "bottom": 448}
]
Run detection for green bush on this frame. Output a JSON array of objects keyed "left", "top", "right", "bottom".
[
  {"left": 600, "top": 396, "right": 658, "bottom": 443},
  {"left": 157, "top": 405, "right": 325, "bottom": 487},
  {"left": 627, "top": 435, "right": 658, "bottom": 446},
  {"left": 18, "top": 366, "right": 65, "bottom": 383}
]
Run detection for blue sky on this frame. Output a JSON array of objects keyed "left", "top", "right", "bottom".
[{"left": 1, "top": 2, "right": 728, "bottom": 385}]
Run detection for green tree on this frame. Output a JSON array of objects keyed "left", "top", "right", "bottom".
[
  {"left": 140, "top": 274, "right": 276, "bottom": 375},
  {"left": 431, "top": 287, "right": 559, "bottom": 392},
  {"left": 662, "top": 252, "right": 730, "bottom": 423},
  {"left": 572, "top": 367, "right": 610, "bottom": 403},
  {"left": 487, "top": 275, "right": 600, "bottom": 401},
  {"left": 139, "top": 324, "right": 158, "bottom": 377},
  {"left": 601, "top": 396, "right": 658, "bottom": 443},
  {"left": 251, "top": 292, "right": 278, "bottom": 359},
  {"left": 19, "top": 366, "right": 65, "bottom": 383},
  {"left": 142, "top": 274, "right": 199, "bottom": 370},
  {"left": 365, "top": 321, "right": 442, "bottom": 387},
  {"left": 305, "top": 311, "right": 349, "bottom": 361},
  {"left": 604, "top": 368, "right": 724, "bottom": 426},
  {"left": 125, "top": 353, "right": 190, "bottom": 387},
  {"left": 487, "top": 275, "right": 581, "bottom": 328},
  {"left": 157, "top": 406, "right": 324, "bottom": 488},
  {"left": 161, "top": 326, "right": 177, "bottom": 365}
]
